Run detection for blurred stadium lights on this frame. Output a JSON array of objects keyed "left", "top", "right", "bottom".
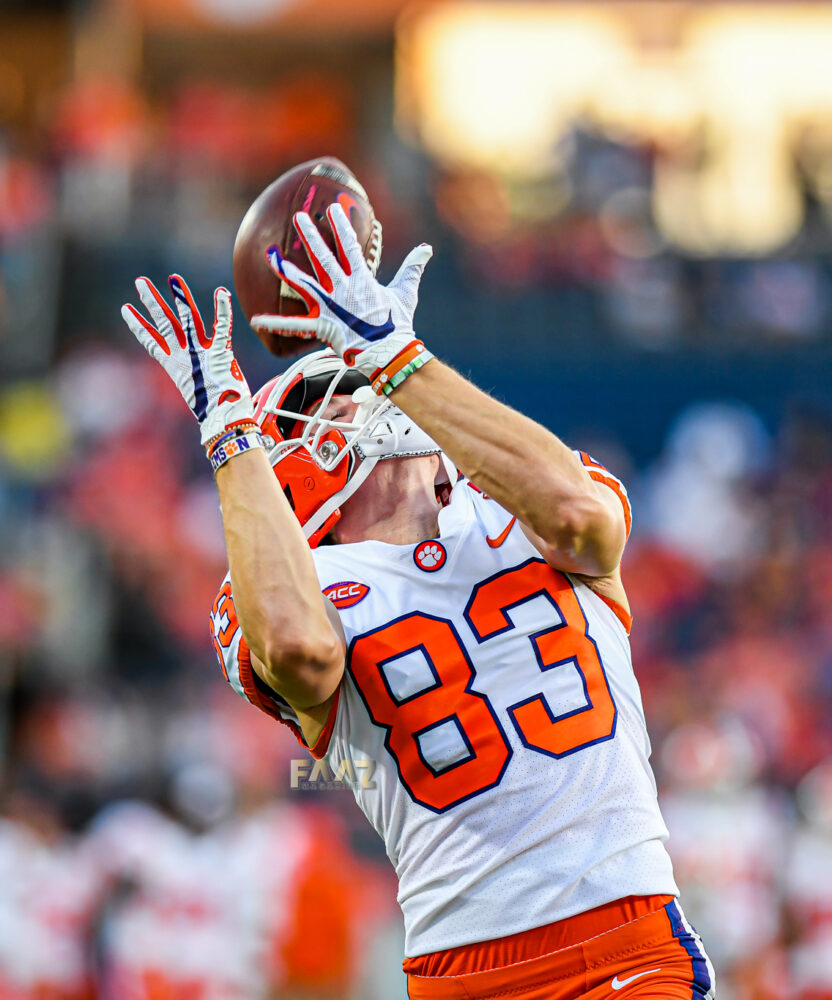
[
  {"left": 395, "top": 1, "right": 832, "bottom": 255},
  {"left": 130, "top": 0, "right": 414, "bottom": 34},
  {"left": 187, "top": 0, "right": 294, "bottom": 27}
]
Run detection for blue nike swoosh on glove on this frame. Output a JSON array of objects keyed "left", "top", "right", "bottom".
[
  {"left": 268, "top": 245, "right": 395, "bottom": 341},
  {"left": 307, "top": 282, "right": 395, "bottom": 341}
]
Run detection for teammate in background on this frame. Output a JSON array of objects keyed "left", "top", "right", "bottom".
[
  {"left": 85, "top": 798, "right": 379, "bottom": 999},
  {"left": 785, "top": 760, "right": 832, "bottom": 999},
  {"left": 122, "top": 202, "right": 716, "bottom": 999}
]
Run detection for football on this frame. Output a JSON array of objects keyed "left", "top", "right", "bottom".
[{"left": 233, "top": 157, "right": 382, "bottom": 357}]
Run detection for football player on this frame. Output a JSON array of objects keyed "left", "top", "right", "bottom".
[{"left": 122, "top": 203, "right": 716, "bottom": 999}]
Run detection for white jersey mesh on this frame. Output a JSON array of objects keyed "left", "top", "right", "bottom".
[{"left": 214, "top": 476, "right": 678, "bottom": 957}]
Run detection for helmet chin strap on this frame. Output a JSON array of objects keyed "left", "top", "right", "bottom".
[
  {"left": 302, "top": 452, "right": 380, "bottom": 542},
  {"left": 303, "top": 428, "right": 453, "bottom": 544},
  {"left": 437, "top": 452, "right": 457, "bottom": 487}
]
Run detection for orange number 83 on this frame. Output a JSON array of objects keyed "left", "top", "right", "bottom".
[{"left": 348, "top": 559, "right": 617, "bottom": 813}]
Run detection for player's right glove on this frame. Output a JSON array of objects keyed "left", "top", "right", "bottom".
[
  {"left": 121, "top": 274, "right": 261, "bottom": 471},
  {"left": 252, "top": 203, "right": 435, "bottom": 396}
]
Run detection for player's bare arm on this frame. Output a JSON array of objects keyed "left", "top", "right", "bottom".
[
  {"left": 388, "top": 360, "right": 626, "bottom": 578},
  {"left": 214, "top": 450, "right": 345, "bottom": 710},
  {"left": 120, "top": 275, "right": 345, "bottom": 744},
  {"left": 255, "top": 203, "right": 628, "bottom": 582}
]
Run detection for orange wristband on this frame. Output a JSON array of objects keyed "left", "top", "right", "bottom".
[{"left": 370, "top": 340, "right": 433, "bottom": 396}]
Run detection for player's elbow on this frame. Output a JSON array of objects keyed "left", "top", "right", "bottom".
[
  {"left": 543, "top": 495, "right": 625, "bottom": 576},
  {"left": 253, "top": 627, "right": 343, "bottom": 691}
]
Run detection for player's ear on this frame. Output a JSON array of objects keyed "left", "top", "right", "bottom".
[{"left": 428, "top": 452, "right": 444, "bottom": 487}]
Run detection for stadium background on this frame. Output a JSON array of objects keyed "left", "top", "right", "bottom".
[{"left": 2, "top": 0, "right": 832, "bottom": 997}]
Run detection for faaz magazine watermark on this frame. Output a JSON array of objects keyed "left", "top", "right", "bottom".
[{"left": 290, "top": 758, "right": 376, "bottom": 791}]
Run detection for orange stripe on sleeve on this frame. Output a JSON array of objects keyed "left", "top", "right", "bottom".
[
  {"left": 587, "top": 470, "right": 632, "bottom": 538},
  {"left": 594, "top": 591, "right": 633, "bottom": 634},
  {"left": 237, "top": 636, "right": 297, "bottom": 725},
  {"left": 306, "top": 691, "right": 341, "bottom": 760},
  {"left": 577, "top": 451, "right": 633, "bottom": 538},
  {"left": 237, "top": 636, "right": 339, "bottom": 758}
]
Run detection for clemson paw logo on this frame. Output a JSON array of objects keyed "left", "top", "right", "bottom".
[{"left": 413, "top": 540, "right": 446, "bottom": 572}]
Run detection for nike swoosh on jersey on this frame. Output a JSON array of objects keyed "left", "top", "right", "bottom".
[
  {"left": 486, "top": 517, "right": 516, "bottom": 548},
  {"left": 307, "top": 282, "right": 395, "bottom": 341},
  {"left": 611, "top": 968, "right": 662, "bottom": 990}
]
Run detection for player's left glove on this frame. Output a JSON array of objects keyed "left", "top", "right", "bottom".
[
  {"left": 252, "top": 203, "right": 435, "bottom": 396},
  {"left": 121, "top": 275, "right": 260, "bottom": 467}
]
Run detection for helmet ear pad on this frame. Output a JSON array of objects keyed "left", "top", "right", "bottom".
[
  {"left": 271, "top": 428, "right": 352, "bottom": 548},
  {"left": 252, "top": 362, "right": 367, "bottom": 549}
]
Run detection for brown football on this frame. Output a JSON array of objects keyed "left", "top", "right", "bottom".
[{"left": 233, "top": 156, "right": 381, "bottom": 358}]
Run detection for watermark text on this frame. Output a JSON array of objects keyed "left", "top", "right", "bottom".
[{"left": 290, "top": 758, "right": 376, "bottom": 791}]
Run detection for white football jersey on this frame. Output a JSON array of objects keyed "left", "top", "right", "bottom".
[{"left": 212, "top": 470, "right": 678, "bottom": 957}]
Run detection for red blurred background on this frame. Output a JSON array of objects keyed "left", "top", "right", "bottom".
[{"left": 2, "top": 2, "right": 832, "bottom": 998}]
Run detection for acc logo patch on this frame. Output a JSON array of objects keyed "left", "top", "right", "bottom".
[
  {"left": 413, "top": 540, "right": 447, "bottom": 572},
  {"left": 324, "top": 581, "right": 370, "bottom": 609}
]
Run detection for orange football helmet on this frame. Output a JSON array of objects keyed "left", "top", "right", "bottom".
[{"left": 253, "top": 349, "right": 453, "bottom": 547}]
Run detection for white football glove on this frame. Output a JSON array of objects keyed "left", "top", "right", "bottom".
[
  {"left": 121, "top": 274, "right": 255, "bottom": 446},
  {"left": 251, "top": 203, "right": 433, "bottom": 382}
]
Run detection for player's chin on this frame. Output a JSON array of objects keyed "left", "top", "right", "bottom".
[
  {"left": 333, "top": 455, "right": 442, "bottom": 544},
  {"left": 373, "top": 454, "right": 442, "bottom": 488}
]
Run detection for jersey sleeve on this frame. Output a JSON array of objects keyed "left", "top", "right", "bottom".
[
  {"left": 209, "top": 574, "right": 338, "bottom": 759},
  {"left": 574, "top": 450, "right": 633, "bottom": 538}
]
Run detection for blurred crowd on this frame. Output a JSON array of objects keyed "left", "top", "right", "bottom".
[
  {"left": 5, "top": 68, "right": 832, "bottom": 376},
  {"left": 4, "top": 339, "right": 832, "bottom": 999},
  {"left": 2, "top": 37, "right": 832, "bottom": 1000},
  {"left": 432, "top": 119, "right": 832, "bottom": 358}
]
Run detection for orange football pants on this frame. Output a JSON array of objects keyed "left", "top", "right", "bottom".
[{"left": 405, "top": 896, "right": 716, "bottom": 1000}]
